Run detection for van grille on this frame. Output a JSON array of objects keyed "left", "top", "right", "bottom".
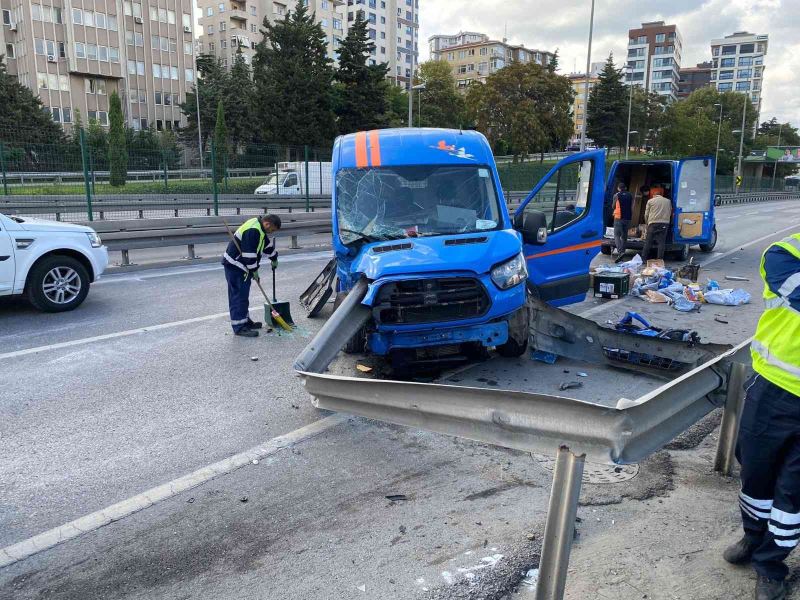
[{"left": 374, "top": 278, "right": 489, "bottom": 325}]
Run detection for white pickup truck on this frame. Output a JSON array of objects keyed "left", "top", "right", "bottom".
[{"left": 0, "top": 213, "right": 108, "bottom": 312}]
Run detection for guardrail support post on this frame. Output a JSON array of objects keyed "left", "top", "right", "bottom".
[
  {"left": 211, "top": 139, "right": 219, "bottom": 217},
  {"left": 186, "top": 244, "right": 198, "bottom": 260},
  {"left": 79, "top": 128, "right": 94, "bottom": 221},
  {"left": 0, "top": 142, "right": 8, "bottom": 196},
  {"left": 120, "top": 249, "right": 131, "bottom": 266},
  {"left": 304, "top": 145, "right": 310, "bottom": 213},
  {"left": 290, "top": 235, "right": 300, "bottom": 249},
  {"left": 714, "top": 362, "right": 749, "bottom": 476},
  {"left": 536, "top": 446, "right": 585, "bottom": 600}
]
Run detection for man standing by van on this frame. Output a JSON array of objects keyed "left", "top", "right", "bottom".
[
  {"left": 642, "top": 187, "right": 672, "bottom": 260},
  {"left": 612, "top": 182, "right": 633, "bottom": 256}
]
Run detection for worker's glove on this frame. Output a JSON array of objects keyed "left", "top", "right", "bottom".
[
  {"left": 271, "top": 259, "right": 278, "bottom": 269},
  {"left": 251, "top": 270, "right": 260, "bottom": 282}
]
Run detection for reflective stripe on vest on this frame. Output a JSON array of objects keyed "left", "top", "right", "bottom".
[{"left": 751, "top": 233, "right": 800, "bottom": 396}]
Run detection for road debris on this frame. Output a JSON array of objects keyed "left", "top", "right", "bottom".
[
  {"left": 356, "top": 363, "right": 373, "bottom": 373},
  {"left": 725, "top": 275, "right": 750, "bottom": 281},
  {"left": 714, "top": 317, "right": 729, "bottom": 324},
  {"left": 559, "top": 381, "right": 583, "bottom": 391},
  {"left": 252, "top": 459, "right": 259, "bottom": 465},
  {"left": 531, "top": 350, "right": 558, "bottom": 364},
  {"left": 250, "top": 356, "right": 259, "bottom": 362},
  {"left": 240, "top": 496, "right": 248, "bottom": 503},
  {"left": 577, "top": 372, "right": 588, "bottom": 377},
  {"left": 385, "top": 494, "right": 408, "bottom": 502}
]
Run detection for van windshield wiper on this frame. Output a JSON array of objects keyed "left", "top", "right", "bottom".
[{"left": 338, "top": 228, "right": 382, "bottom": 244}]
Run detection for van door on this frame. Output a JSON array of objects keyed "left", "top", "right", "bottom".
[
  {"left": 284, "top": 172, "right": 301, "bottom": 194},
  {"left": 673, "top": 157, "right": 714, "bottom": 245},
  {"left": 514, "top": 149, "right": 607, "bottom": 307},
  {"left": 0, "top": 216, "right": 16, "bottom": 295}
]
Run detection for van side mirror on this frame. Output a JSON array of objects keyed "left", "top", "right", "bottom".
[{"left": 514, "top": 210, "right": 548, "bottom": 245}]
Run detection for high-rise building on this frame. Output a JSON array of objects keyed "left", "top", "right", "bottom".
[
  {"left": 1, "top": 0, "right": 196, "bottom": 132},
  {"left": 677, "top": 61, "right": 712, "bottom": 100},
  {"left": 709, "top": 31, "right": 767, "bottom": 121},
  {"left": 624, "top": 21, "right": 682, "bottom": 102},
  {"left": 568, "top": 73, "right": 599, "bottom": 145},
  {"left": 428, "top": 31, "right": 555, "bottom": 91}
]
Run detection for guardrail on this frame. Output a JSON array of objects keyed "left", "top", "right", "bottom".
[
  {"left": 0, "top": 166, "right": 270, "bottom": 185},
  {"left": 714, "top": 191, "right": 800, "bottom": 206},
  {"left": 294, "top": 285, "right": 754, "bottom": 600}
]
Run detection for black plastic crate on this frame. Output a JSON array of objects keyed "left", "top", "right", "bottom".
[{"left": 593, "top": 272, "right": 630, "bottom": 299}]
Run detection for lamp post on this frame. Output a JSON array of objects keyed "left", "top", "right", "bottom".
[
  {"left": 578, "top": 0, "right": 595, "bottom": 152},
  {"left": 625, "top": 66, "right": 634, "bottom": 159},
  {"left": 735, "top": 93, "right": 747, "bottom": 194},
  {"left": 406, "top": 0, "right": 416, "bottom": 127},
  {"left": 412, "top": 83, "right": 426, "bottom": 128},
  {"left": 628, "top": 130, "right": 638, "bottom": 154},
  {"left": 771, "top": 122, "right": 783, "bottom": 190},
  {"left": 713, "top": 102, "right": 723, "bottom": 174}
]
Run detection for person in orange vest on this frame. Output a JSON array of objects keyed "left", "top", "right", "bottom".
[{"left": 612, "top": 182, "right": 634, "bottom": 256}]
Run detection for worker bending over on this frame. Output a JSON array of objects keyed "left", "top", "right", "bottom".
[
  {"left": 724, "top": 233, "right": 800, "bottom": 600},
  {"left": 222, "top": 214, "right": 282, "bottom": 337},
  {"left": 641, "top": 186, "right": 672, "bottom": 260}
]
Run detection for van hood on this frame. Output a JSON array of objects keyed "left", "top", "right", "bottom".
[
  {"left": 352, "top": 229, "right": 521, "bottom": 280},
  {"left": 16, "top": 217, "right": 95, "bottom": 234}
]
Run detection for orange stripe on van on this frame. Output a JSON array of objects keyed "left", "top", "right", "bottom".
[
  {"left": 368, "top": 130, "right": 382, "bottom": 167},
  {"left": 355, "top": 131, "right": 368, "bottom": 168},
  {"left": 525, "top": 239, "right": 602, "bottom": 260}
]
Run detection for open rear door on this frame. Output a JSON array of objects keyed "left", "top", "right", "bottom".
[
  {"left": 514, "top": 149, "right": 606, "bottom": 307},
  {"left": 673, "top": 157, "right": 714, "bottom": 246}
]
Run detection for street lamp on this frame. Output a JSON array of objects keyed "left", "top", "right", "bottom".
[
  {"left": 771, "top": 122, "right": 783, "bottom": 190},
  {"left": 625, "top": 66, "right": 634, "bottom": 160},
  {"left": 406, "top": 0, "right": 416, "bottom": 127},
  {"left": 735, "top": 93, "right": 747, "bottom": 194},
  {"left": 628, "top": 130, "right": 638, "bottom": 154},
  {"left": 411, "top": 83, "right": 426, "bottom": 128},
  {"left": 579, "top": 0, "right": 595, "bottom": 152},
  {"left": 713, "top": 102, "right": 723, "bottom": 174}
]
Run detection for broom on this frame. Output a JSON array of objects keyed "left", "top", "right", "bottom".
[{"left": 223, "top": 219, "right": 293, "bottom": 332}]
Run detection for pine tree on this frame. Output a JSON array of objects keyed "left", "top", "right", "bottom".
[
  {"left": 586, "top": 54, "right": 628, "bottom": 150},
  {"left": 226, "top": 50, "right": 255, "bottom": 148},
  {"left": 334, "top": 11, "right": 389, "bottom": 134},
  {"left": 251, "top": 0, "right": 336, "bottom": 146},
  {"left": 0, "top": 56, "right": 65, "bottom": 144},
  {"left": 108, "top": 92, "right": 128, "bottom": 187},
  {"left": 213, "top": 100, "right": 228, "bottom": 182},
  {"left": 547, "top": 50, "right": 559, "bottom": 73}
]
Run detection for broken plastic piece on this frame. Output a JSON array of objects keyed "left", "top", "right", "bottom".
[
  {"left": 531, "top": 350, "right": 558, "bottom": 364},
  {"left": 559, "top": 381, "right": 583, "bottom": 391}
]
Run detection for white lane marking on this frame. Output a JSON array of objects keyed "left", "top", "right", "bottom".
[
  {"left": 0, "top": 414, "right": 349, "bottom": 568},
  {"left": 575, "top": 221, "right": 800, "bottom": 320},
  {"left": 0, "top": 304, "right": 267, "bottom": 361}
]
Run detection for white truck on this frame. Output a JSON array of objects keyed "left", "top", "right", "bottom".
[
  {"left": 0, "top": 213, "right": 108, "bottom": 312},
  {"left": 254, "top": 161, "right": 332, "bottom": 195}
]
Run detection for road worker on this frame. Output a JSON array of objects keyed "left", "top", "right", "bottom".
[
  {"left": 724, "top": 233, "right": 800, "bottom": 600},
  {"left": 222, "top": 214, "right": 281, "bottom": 337}
]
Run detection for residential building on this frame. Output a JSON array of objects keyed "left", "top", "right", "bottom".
[
  {"left": 677, "top": 61, "right": 712, "bottom": 99},
  {"left": 709, "top": 31, "right": 767, "bottom": 122},
  {"left": 568, "top": 73, "right": 599, "bottom": 145},
  {"left": 1, "top": 0, "right": 195, "bottom": 132},
  {"left": 625, "top": 21, "right": 682, "bottom": 102},
  {"left": 347, "top": 0, "right": 419, "bottom": 89},
  {"left": 428, "top": 31, "right": 555, "bottom": 91},
  {"left": 196, "top": 0, "right": 346, "bottom": 68}
]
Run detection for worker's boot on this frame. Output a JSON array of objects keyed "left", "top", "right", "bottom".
[
  {"left": 235, "top": 328, "right": 259, "bottom": 338},
  {"left": 723, "top": 537, "right": 759, "bottom": 564},
  {"left": 246, "top": 319, "right": 263, "bottom": 330},
  {"left": 754, "top": 575, "right": 786, "bottom": 600}
]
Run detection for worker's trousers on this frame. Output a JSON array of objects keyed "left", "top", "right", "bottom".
[
  {"left": 224, "top": 263, "right": 252, "bottom": 333},
  {"left": 642, "top": 223, "right": 668, "bottom": 260},
  {"left": 736, "top": 373, "right": 800, "bottom": 581}
]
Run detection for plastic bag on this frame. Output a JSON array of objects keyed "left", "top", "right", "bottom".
[
  {"left": 706, "top": 279, "right": 720, "bottom": 291},
  {"left": 704, "top": 289, "right": 751, "bottom": 306},
  {"left": 618, "top": 254, "right": 643, "bottom": 272}
]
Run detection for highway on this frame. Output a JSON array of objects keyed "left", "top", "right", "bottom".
[{"left": 2, "top": 200, "right": 800, "bottom": 600}]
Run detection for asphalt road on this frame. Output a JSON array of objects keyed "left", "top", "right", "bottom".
[{"left": 2, "top": 199, "right": 800, "bottom": 600}]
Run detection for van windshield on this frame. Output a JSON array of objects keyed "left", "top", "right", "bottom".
[
  {"left": 263, "top": 172, "right": 288, "bottom": 186},
  {"left": 336, "top": 165, "right": 501, "bottom": 244}
]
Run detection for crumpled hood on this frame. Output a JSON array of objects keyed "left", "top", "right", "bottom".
[
  {"left": 353, "top": 230, "right": 521, "bottom": 280},
  {"left": 17, "top": 217, "right": 95, "bottom": 234}
]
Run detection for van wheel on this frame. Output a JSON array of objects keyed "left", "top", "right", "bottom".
[
  {"left": 600, "top": 244, "right": 612, "bottom": 255},
  {"left": 27, "top": 255, "right": 90, "bottom": 312},
  {"left": 496, "top": 306, "right": 529, "bottom": 358},
  {"left": 334, "top": 292, "right": 366, "bottom": 354},
  {"left": 669, "top": 244, "right": 690, "bottom": 262},
  {"left": 699, "top": 227, "right": 718, "bottom": 252}
]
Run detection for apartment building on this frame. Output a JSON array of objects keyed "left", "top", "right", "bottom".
[
  {"left": 567, "top": 72, "right": 599, "bottom": 145},
  {"left": 196, "top": 0, "right": 346, "bottom": 68},
  {"left": 428, "top": 31, "right": 555, "bottom": 91},
  {"left": 709, "top": 31, "right": 767, "bottom": 121},
  {"left": 677, "top": 61, "right": 712, "bottom": 99},
  {"left": 346, "top": 0, "right": 419, "bottom": 89},
  {"left": 625, "top": 21, "right": 682, "bottom": 102},
  {"left": 1, "top": 0, "right": 195, "bottom": 132}
]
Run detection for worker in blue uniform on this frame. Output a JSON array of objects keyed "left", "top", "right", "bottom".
[
  {"left": 724, "top": 233, "right": 800, "bottom": 600},
  {"left": 222, "top": 214, "right": 282, "bottom": 337}
]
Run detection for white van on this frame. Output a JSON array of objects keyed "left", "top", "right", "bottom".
[{"left": 254, "top": 161, "right": 332, "bottom": 195}]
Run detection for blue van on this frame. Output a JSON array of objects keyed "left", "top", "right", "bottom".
[{"left": 329, "top": 128, "right": 607, "bottom": 363}]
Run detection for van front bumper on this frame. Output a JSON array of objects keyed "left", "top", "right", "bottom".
[{"left": 367, "top": 319, "right": 509, "bottom": 355}]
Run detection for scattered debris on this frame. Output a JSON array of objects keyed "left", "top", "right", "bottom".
[
  {"left": 356, "top": 583, "right": 366, "bottom": 592},
  {"left": 714, "top": 317, "right": 729, "bottom": 324},
  {"left": 240, "top": 496, "right": 248, "bottom": 503},
  {"left": 385, "top": 494, "right": 408, "bottom": 502},
  {"left": 252, "top": 459, "right": 259, "bottom": 465},
  {"left": 531, "top": 350, "right": 558, "bottom": 364},
  {"left": 187, "top": 497, "right": 195, "bottom": 504},
  {"left": 356, "top": 363, "right": 373, "bottom": 373},
  {"left": 526, "top": 533, "right": 536, "bottom": 540},
  {"left": 399, "top": 525, "right": 407, "bottom": 534},
  {"left": 725, "top": 275, "right": 750, "bottom": 282},
  {"left": 250, "top": 356, "right": 259, "bottom": 362},
  {"left": 560, "top": 381, "right": 582, "bottom": 391},
  {"left": 577, "top": 372, "right": 588, "bottom": 378}
]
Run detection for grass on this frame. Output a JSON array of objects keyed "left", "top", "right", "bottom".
[{"left": 2, "top": 176, "right": 275, "bottom": 197}]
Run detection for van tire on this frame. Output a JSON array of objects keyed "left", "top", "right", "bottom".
[
  {"left": 27, "top": 255, "right": 90, "bottom": 312},
  {"left": 699, "top": 227, "right": 718, "bottom": 252},
  {"left": 334, "top": 292, "right": 367, "bottom": 354},
  {"left": 496, "top": 306, "right": 529, "bottom": 358},
  {"left": 600, "top": 244, "right": 612, "bottom": 255}
]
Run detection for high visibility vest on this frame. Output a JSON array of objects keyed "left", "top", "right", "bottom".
[
  {"left": 751, "top": 233, "right": 800, "bottom": 396},
  {"left": 236, "top": 218, "right": 266, "bottom": 256}
]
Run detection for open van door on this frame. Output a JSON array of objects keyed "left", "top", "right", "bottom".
[
  {"left": 673, "top": 157, "right": 715, "bottom": 247},
  {"left": 0, "top": 215, "right": 16, "bottom": 295},
  {"left": 513, "top": 149, "right": 606, "bottom": 307}
]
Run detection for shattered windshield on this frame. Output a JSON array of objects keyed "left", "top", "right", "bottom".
[{"left": 336, "top": 165, "right": 501, "bottom": 244}]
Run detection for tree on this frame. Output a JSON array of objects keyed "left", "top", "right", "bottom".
[
  {"left": 547, "top": 50, "right": 559, "bottom": 73},
  {"left": 415, "top": 60, "right": 465, "bottom": 129},
  {"left": 466, "top": 62, "right": 573, "bottom": 159},
  {"left": 384, "top": 84, "right": 409, "bottom": 127},
  {"left": 0, "top": 56, "right": 65, "bottom": 144},
  {"left": 252, "top": 0, "right": 336, "bottom": 146},
  {"left": 334, "top": 11, "right": 389, "bottom": 133},
  {"left": 213, "top": 100, "right": 229, "bottom": 182},
  {"left": 179, "top": 54, "right": 227, "bottom": 151},
  {"left": 628, "top": 87, "right": 667, "bottom": 152},
  {"left": 108, "top": 92, "right": 128, "bottom": 187},
  {"left": 226, "top": 50, "right": 255, "bottom": 148},
  {"left": 586, "top": 54, "right": 627, "bottom": 150}
]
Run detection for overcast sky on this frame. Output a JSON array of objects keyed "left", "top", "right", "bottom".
[{"left": 418, "top": 0, "right": 798, "bottom": 127}]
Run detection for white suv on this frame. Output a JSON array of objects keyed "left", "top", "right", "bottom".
[{"left": 0, "top": 213, "right": 108, "bottom": 312}]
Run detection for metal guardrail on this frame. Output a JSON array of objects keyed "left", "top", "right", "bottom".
[
  {"left": 714, "top": 191, "right": 800, "bottom": 206},
  {"left": 0, "top": 167, "right": 270, "bottom": 185}
]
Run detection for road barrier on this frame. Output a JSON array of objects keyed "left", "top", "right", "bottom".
[{"left": 714, "top": 191, "right": 800, "bottom": 206}]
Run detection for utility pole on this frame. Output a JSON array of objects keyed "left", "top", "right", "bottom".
[
  {"left": 736, "top": 93, "right": 747, "bottom": 194},
  {"left": 579, "top": 0, "right": 595, "bottom": 152},
  {"left": 407, "top": 0, "right": 416, "bottom": 127},
  {"left": 714, "top": 102, "right": 723, "bottom": 174},
  {"left": 771, "top": 122, "right": 783, "bottom": 190},
  {"left": 625, "top": 67, "right": 634, "bottom": 160}
]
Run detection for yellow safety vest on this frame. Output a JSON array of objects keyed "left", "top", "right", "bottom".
[
  {"left": 751, "top": 233, "right": 800, "bottom": 396},
  {"left": 235, "top": 218, "right": 266, "bottom": 255}
]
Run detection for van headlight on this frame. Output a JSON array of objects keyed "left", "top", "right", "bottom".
[
  {"left": 86, "top": 232, "right": 102, "bottom": 248},
  {"left": 491, "top": 253, "right": 527, "bottom": 290}
]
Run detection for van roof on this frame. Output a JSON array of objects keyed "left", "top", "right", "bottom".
[{"left": 334, "top": 128, "right": 495, "bottom": 169}]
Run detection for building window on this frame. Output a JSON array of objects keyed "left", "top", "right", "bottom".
[
  {"left": 183, "top": 13, "right": 191, "bottom": 29},
  {"left": 721, "top": 45, "right": 736, "bottom": 55},
  {"left": 87, "top": 44, "right": 97, "bottom": 60},
  {"left": 718, "top": 82, "right": 732, "bottom": 91},
  {"left": 207, "top": 7, "right": 213, "bottom": 16},
  {"left": 738, "top": 69, "right": 752, "bottom": 79},
  {"left": 220, "top": 21, "right": 226, "bottom": 31},
  {"left": 208, "top": 25, "right": 214, "bottom": 34},
  {"left": 720, "top": 57, "right": 735, "bottom": 68},
  {"left": 655, "top": 33, "right": 665, "bottom": 43},
  {"left": 184, "top": 41, "right": 193, "bottom": 54},
  {"left": 185, "top": 69, "right": 194, "bottom": 82},
  {"left": 2, "top": 9, "right": 12, "bottom": 25},
  {"left": 736, "top": 81, "right": 750, "bottom": 91},
  {"left": 110, "top": 47, "right": 119, "bottom": 62},
  {"left": 739, "top": 43, "right": 755, "bottom": 54},
  {"left": 155, "top": 91, "right": 162, "bottom": 105}
]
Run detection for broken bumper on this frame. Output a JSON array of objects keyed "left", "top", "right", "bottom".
[{"left": 367, "top": 320, "right": 509, "bottom": 355}]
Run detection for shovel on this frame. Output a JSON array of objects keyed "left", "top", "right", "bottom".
[{"left": 269, "top": 264, "right": 294, "bottom": 327}]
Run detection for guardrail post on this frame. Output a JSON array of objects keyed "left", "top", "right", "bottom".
[
  {"left": 290, "top": 235, "right": 300, "bottom": 249},
  {"left": 185, "top": 244, "right": 199, "bottom": 260},
  {"left": 536, "top": 446, "right": 585, "bottom": 600},
  {"left": 714, "top": 362, "right": 749, "bottom": 476},
  {"left": 211, "top": 139, "right": 219, "bottom": 216},
  {"left": 163, "top": 151, "right": 169, "bottom": 194},
  {"left": 120, "top": 249, "right": 131, "bottom": 266},
  {"left": 79, "top": 128, "right": 94, "bottom": 221},
  {"left": 0, "top": 142, "right": 8, "bottom": 196},
  {"left": 304, "top": 145, "right": 310, "bottom": 213}
]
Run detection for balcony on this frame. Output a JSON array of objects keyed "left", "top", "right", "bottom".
[{"left": 229, "top": 8, "right": 248, "bottom": 21}]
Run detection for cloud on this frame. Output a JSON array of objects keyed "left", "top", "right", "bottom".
[{"left": 419, "top": 0, "right": 798, "bottom": 125}]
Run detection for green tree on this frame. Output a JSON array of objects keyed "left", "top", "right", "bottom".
[
  {"left": 628, "top": 87, "right": 667, "bottom": 152},
  {"left": 213, "top": 99, "right": 229, "bottom": 182},
  {"left": 0, "top": 56, "right": 65, "bottom": 144},
  {"left": 226, "top": 50, "right": 255, "bottom": 148},
  {"left": 466, "top": 62, "right": 573, "bottom": 159},
  {"left": 586, "top": 54, "right": 627, "bottom": 150},
  {"left": 108, "top": 92, "right": 128, "bottom": 186},
  {"left": 547, "top": 49, "right": 559, "bottom": 73},
  {"left": 385, "top": 84, "right": 409, "bottom": 127},
  {"left": 252, "top": 0, "right": 335, "bottom": 146},
  {"left": 179, "top": 54, "right": 227, "bottom": 151},
  {"left": 334, "top": 11, "right": 389, "bottom": 133},
  {"left": 415, "top": 60, "right": 465, "bottom": 128}
]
